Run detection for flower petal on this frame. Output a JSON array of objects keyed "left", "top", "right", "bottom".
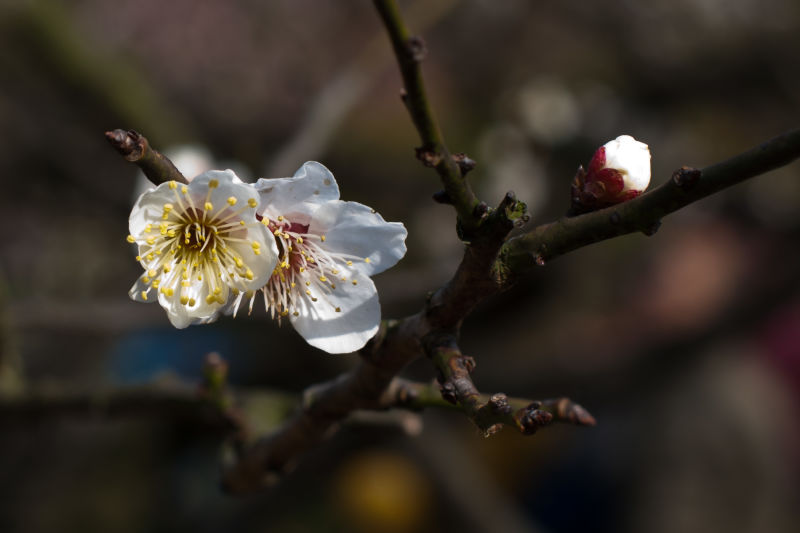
[
  {"left": 602, "top": 135, "right": 650, "bottom": 193},
  {"left": 307, "top": 200, "right": 407, "bottom": 276},
  {"left": 290, "top": 275, "right": 380, "bottom": 354},
  {"left": 129, "top": 182, "right": 179, "bottom": 238},
  {"left": 128, "top": 276, "right": 153, "bottom": 303},
  {"left": 254, "top": 161, "right": 340, "bottom": 219}
]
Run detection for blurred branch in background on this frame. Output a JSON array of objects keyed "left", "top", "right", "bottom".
[
  {"left": 3, "top": 0, "right": 188, "bottom": 144},
  {"left": 266, "top": 0, "right": 460, "bottom": 178}
]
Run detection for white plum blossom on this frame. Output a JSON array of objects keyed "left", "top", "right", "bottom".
[
  {"left": 229, "top": 162, "right": 408, "bottom": 354},
  {"left": 572, "top": 134, "right": 651, "bottom": 212},
  {"left": 127, "top": 170, "right": 278, "bottom": 328}
]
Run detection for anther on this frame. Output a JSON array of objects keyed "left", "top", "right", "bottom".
[
  {"left": 209, "top": 179, "right": 219, "bottom": 188},
  {"left": 248, "top": 198, "right": 257, "bottom": 208},
  {"left": 227, "top": 197, "right": 237, "bottom": 206},
  {"left": 126, "top": 235, "right": 136, "bottom": 243},
  {"left": 204, "top": 202, "right": 213, "bottom": 211}
]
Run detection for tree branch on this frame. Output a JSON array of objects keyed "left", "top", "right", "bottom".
[
  {"left": 502, "top": 128, "right": 800, "bottom": 274},
  {"left": 373, "top": 0, "right": 480, "bottom": 231}
]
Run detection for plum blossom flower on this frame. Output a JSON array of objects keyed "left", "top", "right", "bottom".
[
  {"left": 229, "top": 162, "right": 407, "bottom": 354},
  {"left": 571, "top": 134, "right": 651, "bottom": 213},
  {"left": 127, "top": 170, "right": 278, "bottom": 328}
]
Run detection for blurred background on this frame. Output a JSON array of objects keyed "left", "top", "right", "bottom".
[{"left": 1, "top": 0, "right": 799, "bottom": 531}]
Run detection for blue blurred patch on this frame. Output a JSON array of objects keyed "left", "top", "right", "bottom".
[{"left": 109, "top": 327, "right": 234, "bottom": 384}]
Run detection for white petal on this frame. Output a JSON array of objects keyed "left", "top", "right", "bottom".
[
  {"left": 129, "top": 182, "right": 179, "bottom": 237},
  {"left": 603, "top": 135, "right": 651, "bottom": 193},
  {"left": 254, "top": 161, "right": 340, "bottom": 219},
  {"left": 170, "top": 280, "right": 228, "bottom": 328},
  {"left": 128, "top": 277, "right": 154, "bottom": 303},
  {"left": 290, "top": 275, "right": 380, "bottom": 354},
  {"left": 193, "top": 169, "right": 253, "bottom": 210},
  {"left": 308, "top": 200, "right": 407, "bottom": 276},
  {"left": 227, "top": 233, "right": 279, "bottom": 291}
]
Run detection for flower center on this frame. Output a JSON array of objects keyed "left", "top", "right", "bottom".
[
  {"left": 256, "top": 213, "right": 363, "bottom": 320},
  {"left": 129, "top": 180, "right": 260, "bottom": 308}
]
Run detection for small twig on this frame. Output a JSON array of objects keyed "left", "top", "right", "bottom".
[
  {"left": 105, "top": 129, "right": 188, "bottom": 186},
  {"left": 373, "top": 0, "right": 480, "bottom": 231},
  {"left": 0, "top": 381, "right": 232, "bottom": 427},
  {"left": 422, "top": 335, "right": 594, "bottom": 435}
]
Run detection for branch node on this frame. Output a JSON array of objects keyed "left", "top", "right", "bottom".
[
  {"left": 483, "top": 423, "right": 504, "bottom": 437},
  {"left": 472, "top": 201, "right": 489, "bottom": 220},
  {"left": 461, "top": 355, "right": 476, "bottom": 374},
  {"left": 672, "top": 166, "right": 702, "bottom": 190},
  {"left": 105, "top": 129, "right": 144, "bottom": 161},
  {"left": 642, "top": 220, "right": 662, "bottom": 236},
  {"left": 439, "top": 381, "right": 458, "bottom": 404},
  {"left": 488, "top": 393, "right": 512, "bottom": 414},
  {"left": 432, "top": 190, "right": 453, "bottom": 204},
  {"left": 406, "top": 35, "right": 427, "bottom": 61},
  {"left": 518, "top": 407, "right": 553, "bottom": 435},
  {"left": 453, "top": 153, "right": 477, "bottom": 176},
  {"left": 415, "top": 145, "right": 442, "bottom": 167}
]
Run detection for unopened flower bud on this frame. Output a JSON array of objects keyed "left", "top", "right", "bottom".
[{"left": 571, "top": 135, "right": 651, "bottom": 214}]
